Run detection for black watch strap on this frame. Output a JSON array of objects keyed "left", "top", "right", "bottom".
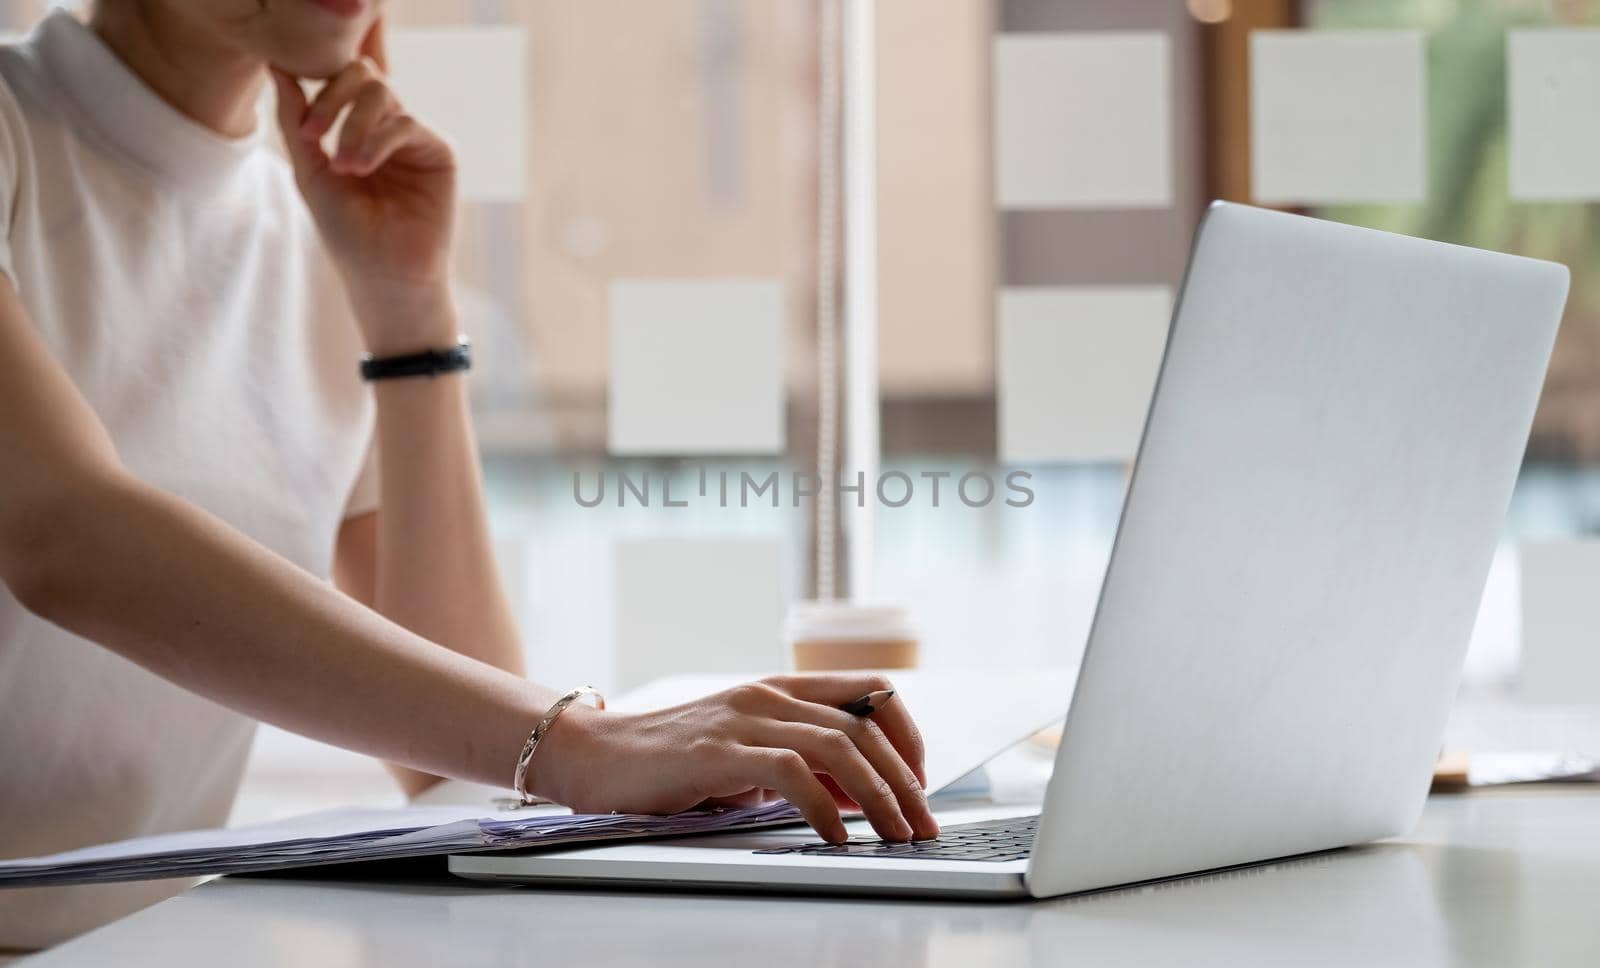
[{"left": 360, "top": 338, "right": 472, "bottom": 381}]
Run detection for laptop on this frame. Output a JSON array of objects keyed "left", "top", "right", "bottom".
[{"left": 450, "top": 202, "right": 1569, "bottom": 899}]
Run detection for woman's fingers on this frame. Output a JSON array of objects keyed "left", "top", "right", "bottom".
[
  {"left": 752, "top": 720, "right": 913, "bottom": 842},
  {"left": 768, "top": 697, "right": 939, "bottom": 840},
  {"left": 584, "top": 676, "right": 937, "bottom": 846},
  {"left": 332, "top": 83, "right": 398, "bottom": 174},
  {"left": 770, "top": 674, "right": 930, "bottom": 789},
  {"left": 735, "top": 747, "right": 847, "bottom": 843},
  {"left": 269, "top": 67, "right": 307, "bottom": 131},
  {"left": 346, "top": 115, "right": 453, "bottom": 179},
  {"left": 300, "top": 56, "right": 384, "bottom": 142},
  {"left": 269, "top": 70, "right": 326, "bottom": 182},
  {"left": 271, "top": 59, "right": 444, "bottom": 181},
  {"left": 359, "top": 17, "right": 389, "bottom": 73}
]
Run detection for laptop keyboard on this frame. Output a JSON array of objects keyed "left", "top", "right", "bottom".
[{"left": 753, "top": 814, "right": 1039, "bottom": 863}]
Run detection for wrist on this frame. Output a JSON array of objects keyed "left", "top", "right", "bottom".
[
  {"left": 346, "top": 280, "right": 460, "bottom": 357},
  {"left": 520, "top": 701, "right": 608, "bottom": 807}
]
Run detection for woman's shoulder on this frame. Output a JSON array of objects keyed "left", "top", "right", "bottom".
[
  {"left": 0, "top": 46, "right": 40, "bottom": 195},
  {"left": 0, "top": 25, "right": 58, "bottom": 115},
  {"left": 0, "top": 28, "right": 70, "bottom": 168}
]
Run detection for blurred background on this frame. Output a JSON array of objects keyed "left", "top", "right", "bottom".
[{"left": 6, "top": 0, "right": 1599, "bottom": 813}]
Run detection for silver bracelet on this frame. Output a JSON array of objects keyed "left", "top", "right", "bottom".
[{"left": 513, "top": 686, "right": 605, "bottom": 806}]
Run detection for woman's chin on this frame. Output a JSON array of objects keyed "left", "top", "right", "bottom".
[{"left": 267, "top": 49, "right": 362, "bottom": 81}]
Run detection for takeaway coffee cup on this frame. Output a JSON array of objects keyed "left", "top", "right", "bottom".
[{"left": 787, "top": 602, "right": 919, "bottom": 672}]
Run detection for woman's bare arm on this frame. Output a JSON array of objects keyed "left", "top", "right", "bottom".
[
  {"left": 288, "top": 46, "right": 529, "bottom": 797},
  {"left": 332, "top": 315, "right": 528, "bottom": 797},
  {"left": 0, "top": 278, "right": 936, "bottom": 842},
  {"left": 0, "top": 277, "right": 556, "bottom": 788}
]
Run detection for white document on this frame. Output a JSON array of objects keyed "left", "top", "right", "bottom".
[
  {"left": 1446, "top": 701, "right": 1600, "bottom": 755},
  {"left": 1467, "top": 752, "right": 1600, "bottom": 786},
  {"left": 610, "top": 667, "right": 1076, "bottom": 796},
  {"left": 0, "top": 802, "right": 798, "bottom": 888}
]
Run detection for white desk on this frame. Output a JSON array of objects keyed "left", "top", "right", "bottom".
[{"left": 21, "top": 789, "right": 1600, "bottom": 967}]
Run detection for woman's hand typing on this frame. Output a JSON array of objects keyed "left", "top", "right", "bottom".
[{"left": 528, "top": 674, "right": 941, "bottom": 845}]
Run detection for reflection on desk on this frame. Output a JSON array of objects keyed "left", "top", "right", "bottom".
[{"left": 22, "top": 790, "right": 1600, "bottom": 968}]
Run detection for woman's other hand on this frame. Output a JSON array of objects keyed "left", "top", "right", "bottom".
[
  {"left": 269, "top": 21, "right": 458, "bottom": 355},
  {"left": 529, "top": 674, "right": 942, "bottom": 844}
]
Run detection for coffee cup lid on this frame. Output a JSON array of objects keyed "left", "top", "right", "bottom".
[{"left": 787, "top": 601, "right": 914, "bottom": 640}]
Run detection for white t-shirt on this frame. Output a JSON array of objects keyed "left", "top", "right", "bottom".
[{"left": 0, "top": 12, "right": 377, "bottom": 948}]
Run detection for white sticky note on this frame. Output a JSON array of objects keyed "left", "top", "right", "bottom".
[
  {"left": 1519, "top": 541, "right": 1600, "bottom": 704},
  {"left": 1250, "top": 30, "right": 1426, "bottom": 205},
  {"left": 387, "top": 27, "right": 527, "bottom": 202},
  {"left": 1509, "top": 29, "right": 1600, "bottom": 201},
  {"left": 993, "top": 32, "right": 1172, "bottom": 209},
  {"left": 612, "top": 538, "right": 787, "bottom": 692},
  {"left": 608, "top": 278, "right": 785, "bottom": 456},
  {"left": 998, "top": 286, "right": 1171, "bottom": 463}
]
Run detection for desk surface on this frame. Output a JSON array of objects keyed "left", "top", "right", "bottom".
[{"left": 23, "top": 789, "right": 1600, "bottom": 968}]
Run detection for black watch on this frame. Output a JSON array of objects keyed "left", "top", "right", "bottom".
[{"left": 359, "top": 337, "right": 472, "bottom": 382}]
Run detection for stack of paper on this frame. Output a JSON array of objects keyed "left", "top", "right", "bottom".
[
  {"left": 0, "top": 802, "right": 799, "bottom": 888},
  {"left": 1465, "top": 752, "right": 1600, "bottom": 786},
  {"left": 1444, "top": 701, "right": 1600, "bottom": 756}
]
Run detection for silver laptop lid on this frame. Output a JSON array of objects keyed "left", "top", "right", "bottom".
[{"left": 1028, "top": 203, "right": 1569, "bottom": 897}]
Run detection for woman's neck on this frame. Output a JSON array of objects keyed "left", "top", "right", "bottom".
[{"left": 87, "top": 3, "right": 264, "bottom": 138}]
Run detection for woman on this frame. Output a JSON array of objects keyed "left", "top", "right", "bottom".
[{"left": 0, "top": 0, "right": 936, "bottom": 948}]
